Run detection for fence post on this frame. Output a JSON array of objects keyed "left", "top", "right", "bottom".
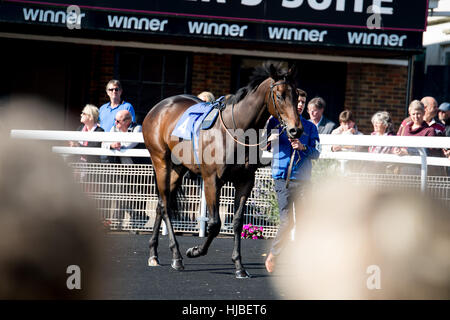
[
  {"left": 162, "top": 221, "right": 168, "bottom": 236},
  {"left": 418, "top": 147, "right": 428, "bottom": 193},
  {"left": 199, "top": 180, "right": 208, "bottom": 237}
]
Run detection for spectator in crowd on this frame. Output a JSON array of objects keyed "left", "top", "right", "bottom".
[
  {"left": 69, "top": 104, "right": 104, "bottom": 163},
  {"left": 331, "top": 109, "right": 363, "bottom": 152},
  {"left": 99, "top": 80, "right": 136, "bottom": 132},
  {"left": 307, "top": 97, "right": 336, "bottom": 134},
  {"left": 438, "top": 102, "right": 450, "bottom": 137},
  {"left": 422, "top": 96, "right": 445, "bottom": 136},
  {"left": 265, "top": 101, "right": 320, "bottom": 273},
  {"left": 102, "top": 110, "right": 144, "bottom": 164},
  {"left": 367, "top": 111, "right": 396, "bottom": 173},
  {"left": 394, "top": 100, "right": 436, "bottom": 175},
  {"left": 296, "top": 89, "right": 307, "bottom": 116},
  {"left": 438, "top": 102, "right": 450, "bottom": 175},
  {"left": 368, "top": 111, "right": 395, "bottom": 154},
  {"left": 398, "top": 96, "right": 445, "bottom": 137},
  {"left": 197, "top": 91, "right": 215, "bottom": 103}
]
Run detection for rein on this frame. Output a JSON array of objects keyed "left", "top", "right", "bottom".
[{"left": 218, "top": 80, "right": 289, "bottom": 149}]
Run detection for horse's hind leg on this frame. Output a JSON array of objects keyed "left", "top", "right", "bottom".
[
  {"left": 186, "top": 176, "right": 222, "bottom": 258},
  {"left": 149, "top": 159, "right": 186, "bottom": 270},
  {"left": 148, "top": 197, "right": 163, "bottom": 266}
]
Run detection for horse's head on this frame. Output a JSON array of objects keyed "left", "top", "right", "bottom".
[{"left": 268, "top": 64, "right": 303, "bottom": 139}]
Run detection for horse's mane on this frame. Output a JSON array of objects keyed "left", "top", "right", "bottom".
[{"left": 225, "top": 61, "right": 289, "bottom": 105}]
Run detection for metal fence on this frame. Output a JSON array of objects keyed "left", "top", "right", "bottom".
[
  {"left": 69, "top": 161, "right": 450, "bottom": 239},
  {"left": 69, "top": 163, "right": 279, "bottom": 238}
]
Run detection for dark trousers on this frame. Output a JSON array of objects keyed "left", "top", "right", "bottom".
[{"left": 270, "top": 179, "right": 305, "bottom": 257}]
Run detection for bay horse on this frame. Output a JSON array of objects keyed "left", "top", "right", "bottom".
[{"left": 142, "top": 62, "right": 303, "bottom": 278}]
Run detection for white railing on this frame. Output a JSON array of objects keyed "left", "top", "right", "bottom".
[
  {"left": 10, "top": 129, "right": 450, "bottom": 191},
  {"left": 10, "top": 129, "right": 450, "bottom": 163},
  {"left": 10, "top": 129, "right": 450, "bottom": 236}
]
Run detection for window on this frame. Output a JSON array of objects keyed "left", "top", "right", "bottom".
[{"left": 115, "top": 49, "right": 191, "bottom": 123}]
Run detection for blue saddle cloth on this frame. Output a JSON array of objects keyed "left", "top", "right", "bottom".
[
  {"left": 171, "top": 98, "right": 223, "bottom": 140},
  {"left": 171, "top": 98, "right": 224, "bottom": 165}
]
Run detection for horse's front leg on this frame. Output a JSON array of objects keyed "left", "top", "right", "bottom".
[
  {"left": 231, "top": 178, "right": 254, "bottom": 279},
  {"left": 186, "top": 177, "right": 222, "bottom": 258}
]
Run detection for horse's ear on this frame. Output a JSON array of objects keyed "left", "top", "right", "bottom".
[
  {"left": 269, "top": 64, "right": 279, "bottom": 80},
  {"left": 287, "top": 64, "right": 297, "bottom": 81}
]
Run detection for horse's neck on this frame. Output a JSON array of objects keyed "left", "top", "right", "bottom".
[{"left": 227, "top": 80, "right": 271, "bottom": 131}]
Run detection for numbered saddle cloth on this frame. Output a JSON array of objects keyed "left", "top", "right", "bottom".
[
  {"left": 171, "top": 97, "right": 224, "bottom": 140},
  {"left": 171, "top": 102, "right": 214, "bottom": 140}
]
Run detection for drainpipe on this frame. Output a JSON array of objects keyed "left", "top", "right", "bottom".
[{"left": 405, "top": 55, "right": 415, "bottom": 117}]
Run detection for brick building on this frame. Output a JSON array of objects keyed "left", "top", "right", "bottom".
[{"left": 0, "top": 1, "right": 428, "bottom": 134}]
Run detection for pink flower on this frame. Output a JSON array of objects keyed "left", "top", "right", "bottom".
[{"left": 252, "top": 235, "right": 258, "bottom": 239}]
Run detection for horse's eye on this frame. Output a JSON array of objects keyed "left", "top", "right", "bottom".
[{"left": 276, "top": 93, "right": 283, "bottom": 101}]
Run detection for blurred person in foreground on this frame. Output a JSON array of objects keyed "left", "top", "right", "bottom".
[
  {"left": 0, "top": 98, "right": 104, "bottom": 299},
  {"left": 272, "top": 178, "right": 450, "bottom": 299}
]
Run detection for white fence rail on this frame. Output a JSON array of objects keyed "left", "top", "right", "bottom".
[{"left": 10, "top": 130, "right": 450, "bottom": 238}]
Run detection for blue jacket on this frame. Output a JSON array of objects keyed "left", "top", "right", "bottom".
[{"left": 267, "top": 116, "right": 320, "bottom": 181}]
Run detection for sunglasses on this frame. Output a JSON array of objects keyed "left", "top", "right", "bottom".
[{"left": 108, "top": 88, "right": 120, "bottom": 92}]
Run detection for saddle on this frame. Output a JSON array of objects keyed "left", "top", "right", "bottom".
[{"left": 200, "top": 97, "right": 225, "bottom": 130}]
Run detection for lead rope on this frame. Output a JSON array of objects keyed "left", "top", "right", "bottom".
[
  {"left": 219, "top": 108, "right": 276, "bottom": 149},
  {"left": 219, "top": 80, "right": 288, "bottom": 150}
]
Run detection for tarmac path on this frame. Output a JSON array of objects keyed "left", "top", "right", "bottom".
[{"left": 98, "top": 233, "right": 284, "bottom": 300}]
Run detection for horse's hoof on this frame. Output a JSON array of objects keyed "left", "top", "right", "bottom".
[
  {"left": 235, "top": 269, "right": 251, "bottom": 279},
  {"left": 171, "top": 259, "right": 184, "bottom": 271},
  {"left": 148, "top": 256, "right": 161, "bottom": 267},
  {"left": 186, "top": 246, "right": 201, "bottom": 258}
]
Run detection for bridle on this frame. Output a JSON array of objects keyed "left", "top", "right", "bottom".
[{"left": 219, "top": 79, "right": 290, "bottom": 148}]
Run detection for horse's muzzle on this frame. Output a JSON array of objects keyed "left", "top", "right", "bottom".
[{"left": 288, "top": 127, "right": 303, "bottom": 139}]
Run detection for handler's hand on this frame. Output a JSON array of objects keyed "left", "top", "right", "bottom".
[{"left": 289, "top": 138, "right": 306, "bottom": 151}]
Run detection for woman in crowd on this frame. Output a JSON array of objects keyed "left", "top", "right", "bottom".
[
  {"left": 69, "top": 104, "right": 104, "bottom": 163},
  {"left": 331, "top": 109, "right": 363, "bottom": 152},
  {"left": 368, "top": 111, "right": 395, "bottom": 153},
  {"left": 367, "top": 111, "right": 396, "bottom": 173},
  {"left": 394, "top": 100, "right": 435, "bottom": 175}
]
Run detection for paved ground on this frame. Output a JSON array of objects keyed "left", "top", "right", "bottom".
[{"left": 98, "top": 233, "right": 283, "bottom": 300}]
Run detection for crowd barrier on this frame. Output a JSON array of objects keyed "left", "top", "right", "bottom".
[{"left": 11, "top": 129, "right": 450, "bottom": 238}]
